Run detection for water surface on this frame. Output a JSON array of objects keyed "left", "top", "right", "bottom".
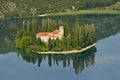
[{"left": 0, "top": 15, "right": 120, "bottom": 80}]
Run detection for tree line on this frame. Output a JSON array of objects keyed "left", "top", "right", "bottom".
[
  {"left": 0, "top": 0, "right": 119, "bottom": 19},
  {"left": 15, "top": 18, "right": 96, "bottom": 52},
  {"left": 36, "top": 23, "right": 96, "bottom": 51}
]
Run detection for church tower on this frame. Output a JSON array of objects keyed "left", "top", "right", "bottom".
[{"left": 59, "top": 26, "right": 64, "bottom": 36}]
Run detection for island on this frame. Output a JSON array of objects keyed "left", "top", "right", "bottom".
[{"left": 15, "top": 19, "right": 96, "bottom": 54}]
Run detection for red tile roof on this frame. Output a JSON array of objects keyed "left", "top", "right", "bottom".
[
  {"left": 36, "top": 29, "right": 60, "bottom": 37},
  {"left": 52, "top": 29, "right": 60, "bottom": 34},
  {"left": 36, "top": 32, "right": 51, "bottom": 36}
]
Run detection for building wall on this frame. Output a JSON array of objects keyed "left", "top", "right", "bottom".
[
  {"left": 36, "top": 26, "right": 64, "bottom": 43},
  {"left": 40, "top": 36, "right": 49, "bottom": 42}
]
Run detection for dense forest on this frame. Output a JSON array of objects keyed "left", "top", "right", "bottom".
[
  {"left": 15, "top": 18, "right": 96, "bottom": 52},
  {"left": 0, "top": 0, "right": 120, "bottom": 19}
]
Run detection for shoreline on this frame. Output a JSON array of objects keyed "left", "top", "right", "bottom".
[
  {"left": 38, "top": 10, "right": 120, "bottom": 17},
  {"left": 1, "top": 10, "right": 120, "bottom": 20},
  {"left": 36, "top": 43, "right": 96, "bottom": 54}
]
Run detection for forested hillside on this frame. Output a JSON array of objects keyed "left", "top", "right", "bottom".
[{"left": 0, "top": 0, "right": 119, "bottom": 19}]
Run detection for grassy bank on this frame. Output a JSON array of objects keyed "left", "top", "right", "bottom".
[
  {"left": 38, "top": 10, "right": 120, "bottom": 17},
  {"left": 36, "top": 43, "right": 96, "bottom": 54}
]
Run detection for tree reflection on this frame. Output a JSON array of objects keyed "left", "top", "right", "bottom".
[
  {"left": 15, "top": 18, "right": 97, "bottom": 74},
  {"left": 17, "top": 46, "right": 96, "bottom": 74},
  {"left": 0, "top": 15, "right": 120, "bottom": 54}
]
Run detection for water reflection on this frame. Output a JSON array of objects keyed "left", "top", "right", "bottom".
[
  {"left": 17, "top": 46, "right": 96, "bottom": 74},
  {"left": 0, "top": 15, "right": 120, "bottom": 75},
  {"left": 0, "top": 15, "right": 120, "bottom": 54},
  {"left": 10, "top": 17, "right": 97, "bottom": 74}
]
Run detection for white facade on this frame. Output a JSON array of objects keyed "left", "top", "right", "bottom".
[{"left": 36, "top": 26, "right": 64, "bottom": 43}]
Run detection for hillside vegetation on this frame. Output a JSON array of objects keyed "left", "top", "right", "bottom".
[
  {"left": 106, "top": 1, "right": 120, "bottom": 10},
  {"left": 0, "top": 0, "right": 119, "bottom": 19}
]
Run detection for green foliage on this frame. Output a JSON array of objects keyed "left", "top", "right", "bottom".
[
  {"left": 15, "top": 18, "right": 96, "bottom": 52},
  {"left": 106, "top": 2, "right": 120, "bottom": 10},
  {"left": 48, "top": 23, "right": 96, "bottom": 51},
  {"left": 15, "top": 20, "right": 37, "bottom": 53},
  {"left": 0, "top": 0, "right": 119, "bottom": 19}
]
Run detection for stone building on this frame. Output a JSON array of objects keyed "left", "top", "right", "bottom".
[{"left": 36, "top": 26, "right": 64, "bottom": 43}]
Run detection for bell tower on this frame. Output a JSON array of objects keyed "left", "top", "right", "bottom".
[{"left": 59, "top": 26, "right": 64, "bottom": 36}]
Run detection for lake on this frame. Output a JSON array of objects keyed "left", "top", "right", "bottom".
[{"left": 0, "top": 14, "right": 120, "bottom": 80}]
